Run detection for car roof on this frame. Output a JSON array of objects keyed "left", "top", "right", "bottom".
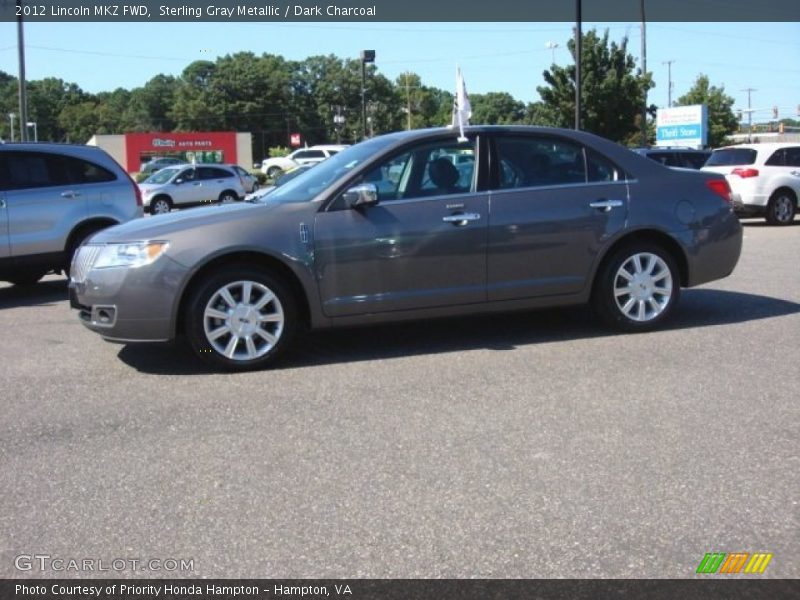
[{"left": 714, "top": 142, "right": 798, "bottom": 151}]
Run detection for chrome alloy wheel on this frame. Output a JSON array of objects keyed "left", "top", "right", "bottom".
[
  {"left": 613, "top": 253, "right": 673, "bottom": 322},
  {"left": 772, "top": 195, "right": 794, "bottom": 223},
  {"left": 202, "top": 280, "right": 285, "bottom": 361}
]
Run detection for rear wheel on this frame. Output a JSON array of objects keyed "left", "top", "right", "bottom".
[
  {"left": 219, "top": 190, "right": 238, "bottom": 204},
  {"left": 765, "top": 189, "right": 797, "bottom": 225},
  {"left": 184, "top": 266, "right": 297, "bottom": 371},
  {"left": 149, "top": 196, "right": 172, "bottom": 215},
  {"left": 593, "top": 244, "right": 680, "bottom": 332}
]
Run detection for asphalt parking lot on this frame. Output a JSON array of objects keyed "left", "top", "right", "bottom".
[{"left": 0, "top": 220, "right": 798, "bottom": 579}]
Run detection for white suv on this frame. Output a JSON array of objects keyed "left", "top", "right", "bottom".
[
  {"left": 703, "top": 143, "right": 800, "bottom": 225},
  {"left": 260, "top": 145, "right": 347, "bottom": 178},
  {"left": 138, "top": 164, "right": 245, "bottom": 214}
]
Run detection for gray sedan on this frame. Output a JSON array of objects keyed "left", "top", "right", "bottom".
[{"left": 69, "top": 127, "right": 742, "bottom": 370}]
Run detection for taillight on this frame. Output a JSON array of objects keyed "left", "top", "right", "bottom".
[
  {"left": 706, "top": 179, "right": 732, "bottom": 205},
  {"left": 731, "top": 167, "right": 759, "bottom": 178},
  {"left": 123, "top": 171, "right": 143, "bottom": 207}
]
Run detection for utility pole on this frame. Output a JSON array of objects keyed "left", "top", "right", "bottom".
[
  {"left": 17, "top": 0, "right": 28, "bottom": 142},
  {"left": 405, "top": 74, "right": 412, "bottom": 131},
  {"left": 574, "top": 0, "right": 582, "bottom": 130},
  {"left": 640, "top": 0, "right": 647, "bottom": 147},
  {"left": 742, "top": 88, "right": 757, "bottom": 142},
  {"left": 662, "top": 60, "right": 675, "bottom": 107}
]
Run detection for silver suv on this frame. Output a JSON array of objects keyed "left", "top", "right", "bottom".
[
  {"left": 138, "top": 164, "right": 245, "bottom": 214},
  {"left": 0, "top": 143, "right": 143, "bottom": 285}
]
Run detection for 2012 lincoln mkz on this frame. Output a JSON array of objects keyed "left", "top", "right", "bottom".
[{"left": 69, "top": 127, "right": 743, "bottom": 370}]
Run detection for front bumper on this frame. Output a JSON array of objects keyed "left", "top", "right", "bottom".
[{"left": 70, "top": 253, "right": 189, "bottom": 342}]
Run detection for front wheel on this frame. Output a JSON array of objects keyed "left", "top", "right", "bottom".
[
  {"left": 765, "top": 190, "right": 797, "bottom": 225},
  {"left": 149, "top": 197, "right": 172, "bottom": 215},
  {"left": 184, "top": 267, "right": 297, "bottom": 370},
  {"left": 266, "top": 166, "right": 282, "bottom": 179},
  {"left": 219, "top": 190, "right": 239, "bottom": 204},
  {"left": 593, "top": 244, "right": 680, "bottom": 332}
]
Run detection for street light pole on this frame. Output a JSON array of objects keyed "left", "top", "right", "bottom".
[
  {"left": 663, "top": 59, "right": 675, "bottom": 107},
  {"left": 8, "top": 113, "right": 16, "bottom": 142},
  {"left": 17, "top": 0, "right": 28, "bottom": 142},
  {"left": 360, "top": 50, "right": 375, "bottom": 140},
  {"left": 742, "top": 87, "right": 757, "bottom": 142},
  {"left": 574, "top": 0, "right": 582, "bottom": 130},
  {"left": 27, "top": 121, "right": 37, "bottom": 142},
  {"left": 640, "top": 0, "right": 648, "bottom": 147}
]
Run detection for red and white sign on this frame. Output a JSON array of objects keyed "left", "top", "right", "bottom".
[
  {"left": 289, "top": 133, "right": 302, "bottom": 147},
  {"left": 124, "top": 131, "right": 238, "bottom": 172}
]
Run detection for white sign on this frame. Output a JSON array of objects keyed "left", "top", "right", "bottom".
[{"left": 656, "top": 104, "right": 708, "bottom": 148}]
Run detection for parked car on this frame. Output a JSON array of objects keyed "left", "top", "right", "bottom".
[
  {"left": 229, "top": 165, "right": 259, "bottom": 193},
  {"left": 0, "top": 142, "right": 143, "bottom": 285},
  {"left": 244, "top": 164, "right": 315, "bottom": 202},
  {"left": 138, "top": 164, "right": 246, "bottom": 214},
  {"left": 260, "top": 145, "right": 348, "bottom": 178},
  {"left": 702, "top": 143, "right": 800, "bottom": 225},
  {"left": 70, "top": 126, "right": 742, "bottom": 370},
  {"left": 139, "top": 156, "right": 186, "bottom": 174},
  {"left": 633, "top": 147, "right": 711, "bottom": 170}
]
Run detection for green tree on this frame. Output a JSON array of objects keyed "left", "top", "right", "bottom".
[
  {"left": 395, "top": 72, "right": 453, "bottom": 130},
  {"left": 470, "top": 92, "right": 525, "bottom": 124},
  {"left": 675, "top": 75, "right": 738, "bottom": 148},
  {"left": 537, "top": 29, "right": 654, "bottom": 142}
]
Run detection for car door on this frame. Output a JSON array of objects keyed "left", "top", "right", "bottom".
[
  {"left": 487, "top": 134, "right": 628, "bottom": 301},
  {"left": 314, "top": 136, "right": 488, "bottom": 317},
  {"left": 171, "top": 167, "right": 201, "bottom": 206},
  {"left": 2, "top": 150, "right": 89, "bottom": 258}
]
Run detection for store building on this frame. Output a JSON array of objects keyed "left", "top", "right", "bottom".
[{"left": 87, "top": 131, "right": 253, "bottom": 173}]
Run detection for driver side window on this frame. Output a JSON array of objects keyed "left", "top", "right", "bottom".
[{"left": 360, "top": 140, "right": 476, "bottom": 202}]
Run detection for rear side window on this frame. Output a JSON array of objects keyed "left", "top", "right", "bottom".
[
  {"left": 495, "top": 136, "right": 623, "bottom": 189},
  {"left": 202, "top": 167, "right": 234, "bottom": 179},
  {"left": 61, "top": 155, "right": 116, "bottom": 184},
  {"left": 765, "top": 147, "right": 800, "bottom": 167},
  {"left": 706, "top": 148, "right": 757, "bottom": 167}
]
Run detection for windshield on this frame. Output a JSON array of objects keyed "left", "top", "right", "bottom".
[
  {"left": 267, "top": 136, "right": 400, "bottom": 203},
  {"left": 706, "top": 148, "right": 757, "bottom": 167},
  {"left": 144, "top": 167, "right": 180, "bottom": 184}
]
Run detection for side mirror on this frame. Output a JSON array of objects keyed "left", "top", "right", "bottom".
[
  {"left": 343, "top": 183, "right": 379, "bottom": 208},
  {"left": 174, "top": 178, "right": 184, "bottom": 185}
]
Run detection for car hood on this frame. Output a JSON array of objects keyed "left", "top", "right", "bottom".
[{"left": 91, "top": 202, "right": 282, "bottom": 242}]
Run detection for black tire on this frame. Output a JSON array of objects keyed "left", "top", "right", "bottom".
[
  {"left": 593, "top": 243, "right": 680, "bottom": 332},
  {"left": 184, "top": 266, "right": 297, "bottom": 371},
  {"left": 266, "top": 166, "right": 282, "bottom": 179},
  {"left": 765, "top": 189, "right": 797, "bottom": 225},
  {"left": 64, "top": 225, "right": 109, "bottom": 277},
  {"left": 7, "top": 270, "right": 47, "bottom": 286},
  {"left": 149, "top": 196, "right": 172, "bottom": 215},
  {"left": 218, "top": 190, "right": 238, "bottom": 203}
]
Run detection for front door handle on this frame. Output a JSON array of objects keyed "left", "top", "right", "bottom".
[
  {"left": 443, "top": 212, "right": 481, "bottom": 225},
  {"left": 61, "top": 190, "right": 81, "bottom": 199},
  {"left": 589, "top": 199, "right": 624, "bottom": 212}
]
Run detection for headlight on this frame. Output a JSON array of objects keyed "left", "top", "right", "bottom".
[{"left": 92, "top": 242, "right": 169, "bottom": 269}]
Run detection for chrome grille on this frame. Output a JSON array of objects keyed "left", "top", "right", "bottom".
[{"left": 70, "top": 244, "right": 102, "bottom": 284}]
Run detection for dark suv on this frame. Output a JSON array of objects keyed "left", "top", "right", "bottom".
[
  {"left": 0, "top": 143, "right": 143, "bottom": 285},
  {"left": 633, "top": 147, "right": 711, "bottom": 170}
]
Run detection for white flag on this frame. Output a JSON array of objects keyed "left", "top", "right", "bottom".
[{"left": 451, "top": 66, "right": 471, "bottom": 142}]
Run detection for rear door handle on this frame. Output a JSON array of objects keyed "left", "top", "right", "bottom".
[
  {"left": 61, "top": 191, "right": 81, "bottom": 199},
  {"left": 443, "top": 212, "right": 481, "bottom": 225},
  {"left": 589, "top": 199, "right": 624, "bottom": 212}
]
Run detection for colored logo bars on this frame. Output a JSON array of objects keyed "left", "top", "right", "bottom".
[{"left": 696, "top": 552, "right": 773, "bottom": 574}]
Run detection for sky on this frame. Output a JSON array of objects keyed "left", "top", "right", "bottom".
[{"left": 0, "top": 20, "right": 798, "bottom": 124}]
